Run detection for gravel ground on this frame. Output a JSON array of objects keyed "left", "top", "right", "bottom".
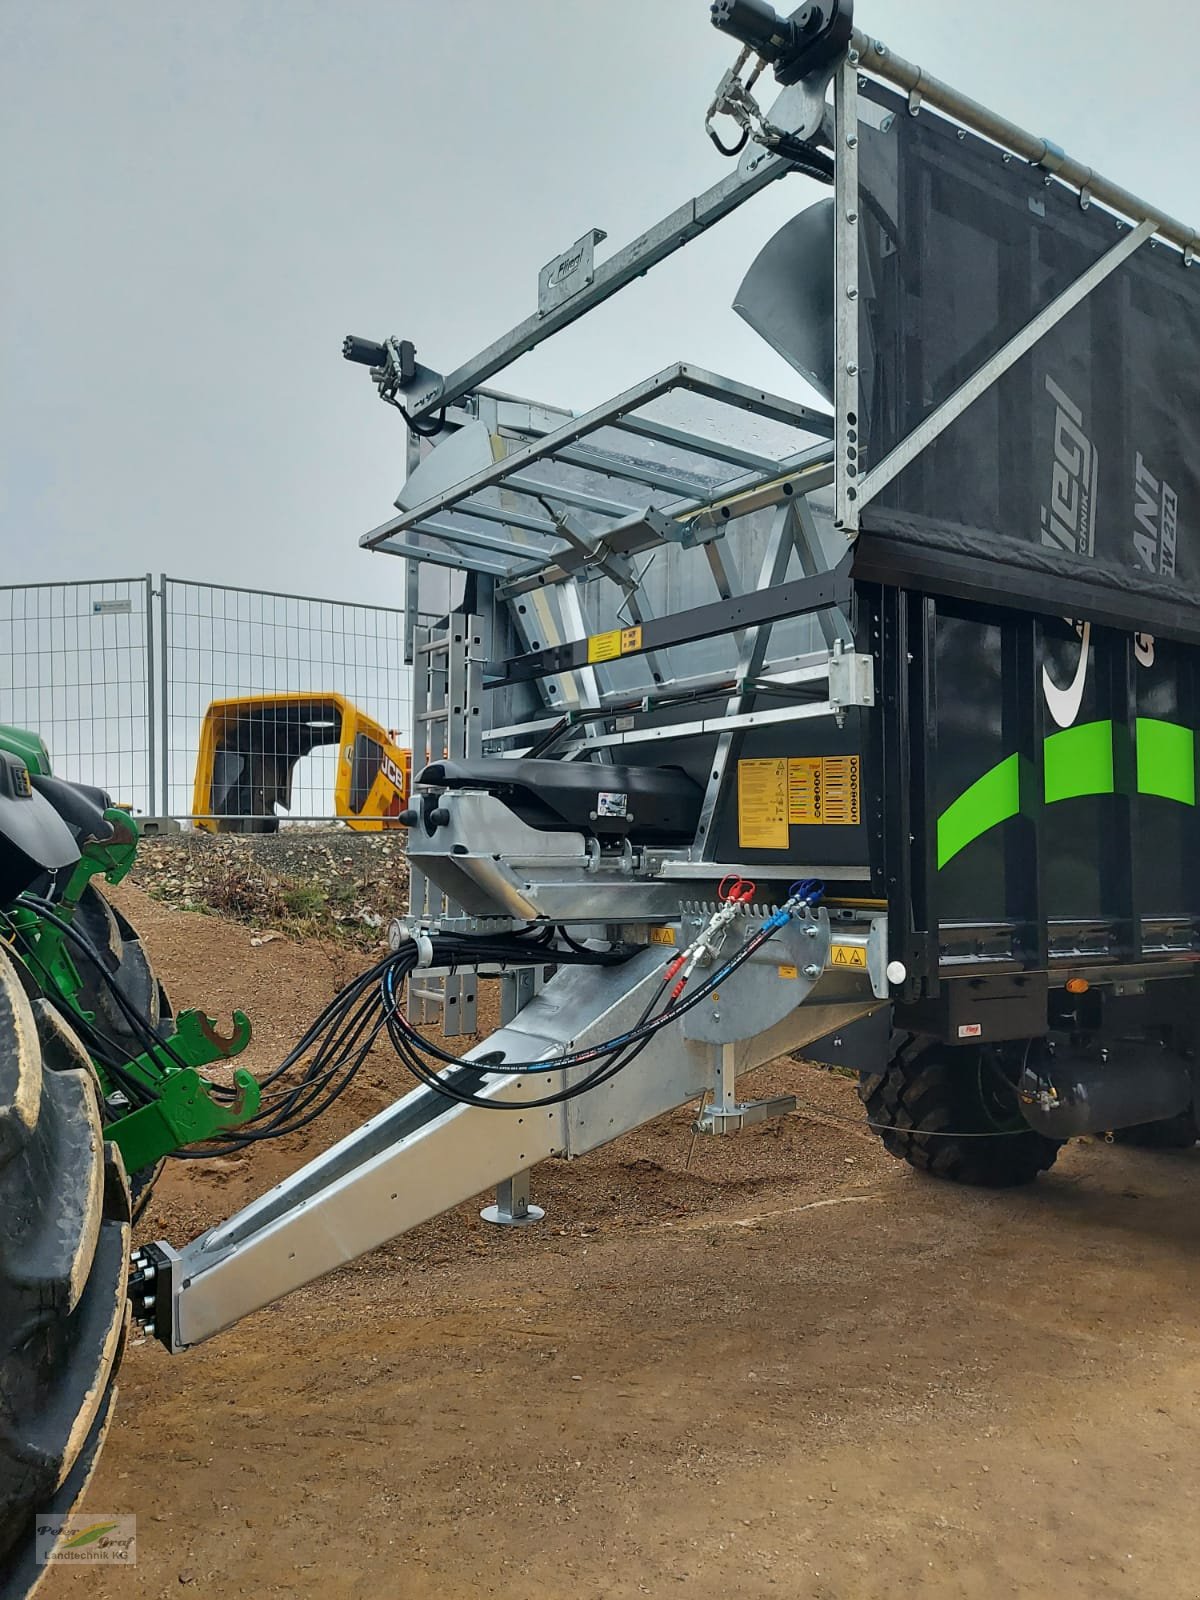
[
  {"left": 39, "top": 886, "right": 1200, "bottom": 1600},
  {"left": 128, "top": 827, "right": 408, "bottom": 949}
]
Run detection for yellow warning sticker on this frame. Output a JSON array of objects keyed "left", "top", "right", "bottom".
[
  {"left": 649, "top": 925, "right": 676, "bottom": 946},
  {"left": 587, "top": 628, "right": 622, "bottom": 663},
  {"left": 777, "top": 963, "right": 799, "bottom": 980},
  {"left": 586, "top": 624, "right": 643, "bottom": 663},
  {"left": 830, "top": 943, "right": 868, "bottom": 969},
  {"left": 788, "top": 757, "right": 822, "bottom": 824},
  {"left": 787, "top": 755, "right": 860, "bottom": 826},
  {"left": 737, "top": 758, "right": 789, "bottom": 850},
  {"left": 821, "top": 756, "right": 861, "bottom": 826}
]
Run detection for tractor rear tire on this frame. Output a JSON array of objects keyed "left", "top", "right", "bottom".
[
  {"left": 70, "top": 886, "right": 173, "bottom": 1049},
  {"left": 0, "top": 944, "right": 130, "bottom": 1597},
  {"left": 69, "top": 886, "right": 173, "bottom": 1220},
  {"left": 859, "top": 1034, "right": 1062, "bottom": 1187}
]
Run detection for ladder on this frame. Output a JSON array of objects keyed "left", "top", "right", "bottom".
[{"left": 407, "top": 613, "right": 484, "bottom": 1036}]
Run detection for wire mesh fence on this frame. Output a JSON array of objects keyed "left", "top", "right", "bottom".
[
  {"left": 0, "top": 576, "right": 156, "bottom": 812},
  {"left": 0, "top": 574, "right": 425, "bottom": 827},
  {"left": 161, "top": 579, "right": 413, "bottom": 824}
]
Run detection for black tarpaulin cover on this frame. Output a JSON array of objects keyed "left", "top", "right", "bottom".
[{"left": 855, "top": 83, "right": 1200, "bottom": 608}]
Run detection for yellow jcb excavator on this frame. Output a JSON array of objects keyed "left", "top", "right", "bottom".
[{"left": 192, "top": 693, "right": 411, "bottom": 832}]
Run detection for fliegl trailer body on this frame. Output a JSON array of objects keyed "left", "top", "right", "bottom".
[{"left": 134, "top": 0, "right": 1200, "bottom": 1357}]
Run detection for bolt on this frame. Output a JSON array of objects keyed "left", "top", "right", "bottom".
[
  {"left": 142, "top": 1295, "right": 154, "bottom": 1310},
  {"left": 846, "top": 210, "right": 859, "bottom": 224},
  {"left": 846, "top": 362, "right": 859, "bottom": 375},
  {"left": 144, "top": 1324, "right": 156, "bottom": 1339},
  {"left": 846, "top": 134, "right": 858, "bottom": 149},
  {"left": 846, "top": 286, "right": 859, "bottom": 299},
  {"left": 804, "top": 964, "right": 821, "bottom": 978},
  {"left": 873, "top": 38, "right": 886, "bottom": 53},
  {"left": 805, "top": 924, "right": 818, "bottom": 937},
  {"left": 847, "top": 48, "right": 860, "bottom": 65}
]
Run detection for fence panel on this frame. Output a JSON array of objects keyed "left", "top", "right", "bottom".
[
  {"left": 161, "top": 578, "right": 414, "bottom": 822},
  {"left": 0, "top": 576, "right": 155, "bottom": 812}
]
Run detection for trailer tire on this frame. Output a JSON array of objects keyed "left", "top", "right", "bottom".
[
  {"left": 0, "top": 945, "right": 130, "bottom": 1597},
  {"left": 1111, "top": 1110, "right": 1198, "bottom": 1149},
  {"left": 859, "top": 1035, "right": 1062, "bottom": 1187}
]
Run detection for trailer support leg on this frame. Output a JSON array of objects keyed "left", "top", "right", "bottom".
[
  {"left": 694, "top": 1042, "right": 797, "bottom": 1135},
  {"left": 481, "top": 1169, "right": 544, "bottom": 1227}
]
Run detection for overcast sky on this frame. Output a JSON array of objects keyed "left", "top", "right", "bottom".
[{"left": 2, "top": 0, "right": 1194, "bottom": 606}]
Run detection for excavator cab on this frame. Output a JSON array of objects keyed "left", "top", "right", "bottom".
[{"left": 192, "top": 693, "right": 410, "bottom": 833}]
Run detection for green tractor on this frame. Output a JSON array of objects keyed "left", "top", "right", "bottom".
[{"left": 0, "top": 726, "right": 261, "bottom": 1594}]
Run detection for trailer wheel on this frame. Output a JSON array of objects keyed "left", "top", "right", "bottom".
[
  {"left": 0, "top": 945, "right": 130, "bottom": 1595},
  {"left": 859, "top": 1035, "right": 1062, "bottom": 1187},
  {"left": 1111, "top": 1110, "right": 1198, "bottom": 1150}
]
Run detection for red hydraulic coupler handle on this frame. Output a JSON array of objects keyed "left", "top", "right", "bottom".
[{"left": 664, "top": 878, "right": 758, "bottom": 1000}]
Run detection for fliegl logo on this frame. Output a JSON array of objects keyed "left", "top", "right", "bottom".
[
  {"left": 1039, "top": 375, "right": 1099, "bottom": 729},
  {"left": 550, "top": 245, "right": 586, "bottom": 285}
]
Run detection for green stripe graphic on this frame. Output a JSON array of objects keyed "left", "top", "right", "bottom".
[
  {"left": 1136, "top": 717, "right": 1195, "bottom": 805},
  {"left": 936, "top": 717, "right": 1197, "bottom": 868},
  {"left": 1043, "top": 719, "right": 1114, "bottom": 804},
  {"left": 937, "top": 754, "right": 1021, "bottom": 870}
]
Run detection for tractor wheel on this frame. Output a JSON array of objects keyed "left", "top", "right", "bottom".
[
  {"left": 70, "top": 886, "right": 173, "bottom": 1048},
  {"left": 69, "top": 887, "right": 173, "bottom": 1220},
  {"left": 859, "top": 1034, "right": 1062, "bottom": 1187},
  {"left": 0, "top": 944, "right": 130, "bottom": 1597}
]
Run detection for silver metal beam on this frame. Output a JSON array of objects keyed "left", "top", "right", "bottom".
[
  {"left": 504, "top": 474, "right": 639, "bottom": 518},
  {"left": 833, "top": 56, "right": 861, "bottom": 534},
  {"left": 853, "top": 31, "right": 1198, "bottom": 255},
  {"left": 447, "top": 500, "right": 563, "bottom": 537},
  {"left": 543, "top": 691, "right": 863, "bottom": 756},
  {"left": 855, "top": 217, "right": 1155, "bottom": 511},
  {"left": 369, "top": 536, "right": 510, "bottom": 577},
  {"left": 611, "top": 414, "right": 780, "bottom": 475},
  {"left": 554, "top": 442, "right": 709, "bottom": 498},
  {"left": 406, "top": 155, "right": 797, "bottom": 421},
  {"left": 404, "top": 517, "right": 563, "bottom": 564}
]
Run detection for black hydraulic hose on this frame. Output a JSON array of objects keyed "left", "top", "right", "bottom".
[{"left": 17, "top": 896, "right": 198, "bottom": 1074}]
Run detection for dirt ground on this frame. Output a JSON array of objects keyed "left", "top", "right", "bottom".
[{"left": 43, "top": 887, "right": 1200, "bottom": 1600}]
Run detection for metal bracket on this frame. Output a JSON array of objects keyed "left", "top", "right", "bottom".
[
  {"left": 696, "top": 1094, "right": 797, "bottom": 1134},
  {"left": 538, "top": 229, "right": 607, "bottom": 316},
  {"left": 827, "top": 640, "right": 875, "bottom": 714}
]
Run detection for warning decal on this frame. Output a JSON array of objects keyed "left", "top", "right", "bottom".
[
  {"left": 830, "top": 943, "right": 868, "bottom": 969},
  {"left": 649, "top": 926, "right": 676, "bottom": 946},
  {"left": 586, "top": 624, "right": 643, "bottom": 664},
  {"left": 788, "top": 758, "right": 822, "bottom": 823},
  {"left": 787, "top": 755, "right": 860, "bottom": 826},
  {"left": 737, "top": 758, "right": 789, "bottom": 850},
  {"left": 821, "top": 756, "right": 861, "bottom": 825}
]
